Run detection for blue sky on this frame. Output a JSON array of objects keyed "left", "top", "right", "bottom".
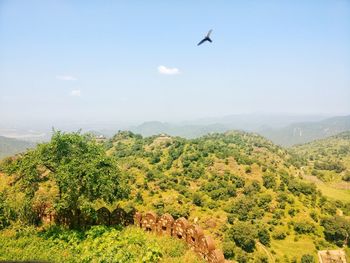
[{"left": 0, "top": 0, "right": 349, "bottom": 125}]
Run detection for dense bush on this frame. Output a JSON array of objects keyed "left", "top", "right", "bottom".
[
  {"left": 227, "top": 222, "right": 256, "bottom": 252},
  {"left": 314, "top": 161, "right": 345, "bottom": 173},
  {"left": 321, "top": 216, "right": 350, "bottom": 247},
  {"left": 262, "top": 173, "right": 276, "bottom": 189},
  {"left": 287, "top": 179, "right": 316, "bottom": 196},
  {"left": 1, "top": 131, "right": 130, "bottom": 227},
  {"left": 222, "top": 241, "right": 235, "bottom": 259},
  {"left": 272, "top": 229, "right": 287, "bottom": 240},
  {"left": 301, "top": 254, "right": 315, "bottom": 263},
  {"left": 0, "top": 225, "right": 202, "bottom": 263},
  {"left": 258, "top": 228, "right": 271, "bottom": 246},
  {"left": 293, "top": 221, "right": 316, "bottom": 234}
]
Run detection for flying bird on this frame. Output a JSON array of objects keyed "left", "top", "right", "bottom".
[{"left": 197, "top": 29, "right": 213, "bottom": 46}]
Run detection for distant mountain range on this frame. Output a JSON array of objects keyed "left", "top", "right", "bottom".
[
  {"left": 1, "top": 115, "right": 349, "bottom": 149},
  {"left": 259, "top": 115, "right": 350, "bottom": 146},
  {"left": 131, "top": 121, "right": 228, "bottom": 138},
  {"left": 130, "top": 115, "right": 350, "bottom": 147},
  {"left": 0, "top": 136, "right": 35, "bottom": 159}
]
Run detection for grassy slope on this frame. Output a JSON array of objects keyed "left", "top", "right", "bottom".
[
  {"left": 0, "top": 225, "right": 203, "bottom": 263},
  {"left": 292, "top": 131, "right": 350, "bottom": 201}
]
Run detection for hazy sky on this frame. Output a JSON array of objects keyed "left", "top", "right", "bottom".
[{"left": 1, "top": 0, "right": 349, "bottom": 125}]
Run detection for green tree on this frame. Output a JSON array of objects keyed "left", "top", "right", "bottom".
[
  {"left": 222, "top": 241, "right": 235, "bottom": 259},
  {"left": 321, "top": 216, "right": 350, "bottom": 247},
  {"left": 258, "top": 228, "right": 271, "bottom": 246},
  {"left": 228, "top": 221, "right": 256, "bottom": 252},
  {"left": 262, "top": 173, "right": 276, "bottom": 189},
  {"left": 5, "top": 131, "right": 129, "bottom": 227},
  {"left": 192, "top": 193, "right": 203, "bottom": 207}
]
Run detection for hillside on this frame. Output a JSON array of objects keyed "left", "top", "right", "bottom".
[
  {"left": 0, "top": 130, "right": 349, "bottom": 262},
  {"left": 292, "top": 131, "right": 350, "bottom": 202},
  {"left": 0, "top": 136, "right": 35, "bottom": 159},
  {"left": 105, "top": 131, "right": 350, "bottom": 261},
  {"left": 260, "top": 115, "right": 350, "bottom": 147}
]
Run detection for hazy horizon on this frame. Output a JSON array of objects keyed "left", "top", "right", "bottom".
[{"left": 1, "top": 1, "right": 350, "bottom": 125}]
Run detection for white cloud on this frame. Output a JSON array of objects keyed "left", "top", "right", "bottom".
[
  {"left": 158, "top": 65, "right": 180, "bottom": 75},
  {"left": 56, "top": 75, "right": 78, "bottom": 81},
  {"left": 70, "top": 90, "right": 81, "bottom": 97}
]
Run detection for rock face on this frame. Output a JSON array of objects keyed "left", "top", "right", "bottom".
[{"left": 135, "top": 211, "right": 226, "bottom": 263}]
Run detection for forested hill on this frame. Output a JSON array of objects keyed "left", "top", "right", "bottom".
[
  {"left": 292, "top": 131, "right": 350, "bottom": 184},
  {"left": 0, "top": 136, "right": 34, "bottom": 159},
  {"left": 105, "top": 130, "right": 350, "bottom": 261},
  {"left": 0, "top": 130, "right": 349, "bottom": 262}
]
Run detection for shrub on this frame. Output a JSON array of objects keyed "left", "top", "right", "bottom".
[
  {"left": 192, "top": 193, "right": 203, "bottom": 207},
  {"left": 222, "top": 241, "right": 235, "bottom": 259},
  {"left": 262, "top": 174, "right": 276, "bottom": 189},
  {"left": 321, "top": 216, "right": 350, "bottom": 247},
  {"left": 258, "top": 228, "right": 271, "bottom": 246},
  {"left": 301, "top": 254, "right": 315, "bottom": 263},
  {"left": 272, "top": 229, "right": 287, "bottom": 240},
  {"left": 293, "top": 221, "right": 315, "bottom": 234}
]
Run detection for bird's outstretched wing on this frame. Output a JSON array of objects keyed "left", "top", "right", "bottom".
[
  {"left": 206, "top": 29, "right": 213, "bottom": 38},
  {"left": 197, "top": 38, "right": 206, "bottom": 46}
]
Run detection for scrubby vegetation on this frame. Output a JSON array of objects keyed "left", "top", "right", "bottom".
[
  {"left": 0, "top": 225, "right": 202, "bottom": 263},
  {"left": 0, "top": 130, "right": 350, "bottom": 262}
]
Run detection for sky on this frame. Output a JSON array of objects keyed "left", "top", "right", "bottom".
[{"left": 0, "top": 0, "right": 349, "bottom": 126}]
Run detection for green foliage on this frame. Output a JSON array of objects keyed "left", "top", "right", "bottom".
[
  {"left": 192, "top": 193, "right": 204, "bottom": 207},
  {"left": 2, "top": 129, "right": 350, "bottom": 262},
  {"left": 272, "top": 229, "right": 287, "bottom": 240},
  {"left": 0, "top": 192, "right": 12, "bottom": 229},
  {"left": 228, "top": 221, "right": 256, "bottom": 253},
  {"left": 287, "top": 179, "right": 316, "bottom": 196},
  {"left": 222, "top": 241, "right": 235, "bottom": 259},
  {"left": 301, "top": 254, "right": 315, "bottom": 263},
  {"left": 258, "top": 228, "right": 271, "bottom": 246},
  {"left": 1, "top": 131, "right": 130, "bottom": 227},
  {"left": 293, "top": 221, "right": 316, "bottom": 234},
  {"left": 321, "top": 216, "right": 350, "bottom": 247},
  {"left": 226, "top": 196, "right": 257, "bottom": 221},
  {"left": 314, "top": 161, "right": 345, "bottom": 173},
  {"left": 262, "top": 173, "right": 276, "bottom": 189},
  {"left": 0, "top": 225, "right": 199, "bottom": 263}
]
